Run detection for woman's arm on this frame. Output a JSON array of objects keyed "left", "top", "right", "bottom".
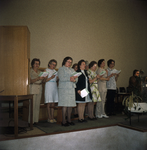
[
  {"left": 87, "top": 70, "right": 97, "bottom": 84},
  {"left": 115, "top": 73, "right": 120, "bottom": 82},
  {"left": 58, "top": 67, "right": 77, "bottom": 82},
  {"left": 42, "top": 69, "right": 55, "bottom": 82},
  {"left": 100, "top": 77, "right": 109, "bottom": 81},
  {"left": 100, "top": 70, "right": 114, "bottom": 81},
  {"left": 45, "top": 75, "right": 55, "bottom": 82},
  {"left": 115, "top": 74, "right": 119, "bottom": 82},
  {"left": 89, "top": 74, "right": 100, "bottom": 84},
  {"left": 75, "top": 72, "right": 83, "bottom": 91},
  {"left": 30, "top": 76, "right": 44, "bottom": 84}
]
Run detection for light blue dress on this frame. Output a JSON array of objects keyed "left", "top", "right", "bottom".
[
  {"left": 44, "top": 68, "right": 58, "bottom": 103},
  {"left": 58, "top": 65, "right": 77, "bottom": 107}
]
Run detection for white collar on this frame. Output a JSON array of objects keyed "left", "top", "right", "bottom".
[{"left": 108, "top": 67, "right": 114, "bottom": 71}]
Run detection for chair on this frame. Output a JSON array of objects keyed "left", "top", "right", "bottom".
[
  {"left": 119, "top": 87, "right": 126, "bottom": 93},
  {"left": 126, "top": 87, "right": 131, "bottom": 93}
]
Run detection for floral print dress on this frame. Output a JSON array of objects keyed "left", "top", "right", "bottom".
[{"left": 87, "top": 69, "right": 101, "bottom": 102}]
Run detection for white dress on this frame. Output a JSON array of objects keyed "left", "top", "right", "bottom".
[{"left": 44, "top": 68, "right": 58, "bottom": 103}]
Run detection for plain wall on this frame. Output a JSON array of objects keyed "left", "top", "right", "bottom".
[{"left": 0, "top": 0, "right": 147, "bottom": 87}]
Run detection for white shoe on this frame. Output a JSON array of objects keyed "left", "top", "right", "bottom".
[
  {"left": 47, "top": 119, "right": 54, "bottom": 123},
  {"left": 53, "top": 119, "right": 57, "bottom": 123},
  {"left": 102, "top": 114, "right": 109, "bottom": 118},
  {"left": 97, "top": 115, "right": 103, "bottom": 118}
]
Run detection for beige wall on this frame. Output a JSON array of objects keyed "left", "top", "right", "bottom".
[{"left": 0, "top": 0, "right": 147, "bottom": 88}]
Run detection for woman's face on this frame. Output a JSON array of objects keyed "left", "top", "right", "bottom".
[
  {"left": 74, "top": 65, "right": 78, "bottom": 71},
  {"left": 135, "top": 71, "right": 140, "bottom": 77},
  {"left": 80, "top": 62, "right": 86, "bottom": 70},
  {"left": 109, "top": 61, "right": 115, "bottom": 69},
  {"left": 65, "top": 59, "right": 72, "bottom": 68},
  {"left": 100, "top": 61, "right": 105, "bottom": 68},
  {"left": 85, "top": 65, "right": 89, "bottom": 71},
  {"left": 49, "top": 62, "right": 57, "bottom": 70},
  {"left": 33, "top": 61, "right": 40, "bottom": 70},
  {"left": 91, "top": 64, "right": 97, "bottom": 71}
]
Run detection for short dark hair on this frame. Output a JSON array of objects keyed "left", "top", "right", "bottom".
[
  {"left": 133, "top": 69, "right": 139, "bottom": 76},
  {"left": 72, "top": 63, "right": 78, "bottom": 69},
  {"left": 77, "top": 59, "right": 85, "bottom": 70},
  {"left": 62, "top": 56, "right": 73, "bottom": 66},
  {"left": 89, "top": 61, "right": 97, "bottom": 69},
  {"left": 48, "top": 59, "right": 57, "bottom": 67},
  {"left": 31, "top": 58, "right": 40, "bottom": 68},
  {"left": 98, "top": 59, "right": 104, "bottom": 67},
  {"left": 107, "top": 59, "right": 115, "bottom": 67}
]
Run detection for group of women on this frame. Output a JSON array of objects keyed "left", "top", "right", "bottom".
[{"left": 30, "top": 57, "right": 119, "bottom": 126}]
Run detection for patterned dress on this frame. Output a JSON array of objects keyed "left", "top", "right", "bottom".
[
  {"left": 58, "top": 66, "right": 77, "bottom": 107},
  {"left": 87, "top": 69, "right": 101, "bottom": 102}
]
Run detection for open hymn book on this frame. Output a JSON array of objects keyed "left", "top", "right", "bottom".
[
  {"left": 115, "top": 70, "right": 121, "bottom": 74},
  {"left": 111, "top": 69, "right": 121, "bottom": 74},
  {"left": 71, "top": 72, "right": 82, "bottom": 77},
  {"left": 99, "top": 70, "right": 106, "bottom": 76},
  {"left": 52, "top": 71, "right": 57, "bottom": 75},
  {"left": 38, "top": 72, "right": 49, "bottom": 77}
]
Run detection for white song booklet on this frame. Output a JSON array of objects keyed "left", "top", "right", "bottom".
[
  {"left": 80, "top": 88, "right": 89, "bottom": 98},
  {"left": 38, "top": 72, "right": 49, "bottom": 77},
  {"left": 111, "top": 69, "right": 121, "bottom": 74},
  {"left": 99, "top": 70, "right": 106, "bottom": 76},
  {"left": 52, "top": 71, "right": 58, "bottom": 75},
  {"left": 71, "top": 72, "right": 82, "bottom": 77}
]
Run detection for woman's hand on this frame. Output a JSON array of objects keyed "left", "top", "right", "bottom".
[
  {"left": 115, "top": 73, "right": 120, "bottom": 81},
  {"left": 43, "top": 76, "right": 48, "bottom": 82},
  {"left": 39, "top": 76, "right": 45, "bottom": 80},
  {"left": 96, "top": 74, "right": 100, "bottom": 79},
  {"left": 45, "top": 75, "right": 56, "bottom": 82},
  {"left": 70, "top": 76, "right": 78, "bottom": 82},
  {"left": 108, "top": 73, "right": 115, "bottom": 78},
  {"left": 51, "top": 75, "right": 55, "bottom": 79},
  {"left": 77, "top": 90, "right": 81, "bottom": 95},
  {"left": 116, "top": 72, "right": 120, "bottom": 77},
  {"left": 96, "top": 74, "right": 103, "bottom": 79},
  {"left": 30, "top": 76, "right": 45, "bottom": 84}
]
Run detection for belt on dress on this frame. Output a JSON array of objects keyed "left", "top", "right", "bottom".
[{"left": 31, "top": 83, "right": 42, "bottom": 85}]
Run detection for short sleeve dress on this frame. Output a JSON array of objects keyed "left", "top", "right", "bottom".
[
  {"left": 44, "top": 68, "right": 58, "bottom": 103},
  {"left": 87, "top": 69, "right": 101, "bottom": 102},
  {"left": 30, "top": 68, "right": 42, "bottom": 94},
  {"left": 96, "top": 68, "right": 107, "bottom": 93}
]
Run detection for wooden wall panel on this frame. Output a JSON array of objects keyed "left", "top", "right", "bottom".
[
  {"left": 0, "top": 26, "right": 30, "bottom": 95},
  {"left": 0, "top": 28, "right": 4, "bottom": 94}
]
